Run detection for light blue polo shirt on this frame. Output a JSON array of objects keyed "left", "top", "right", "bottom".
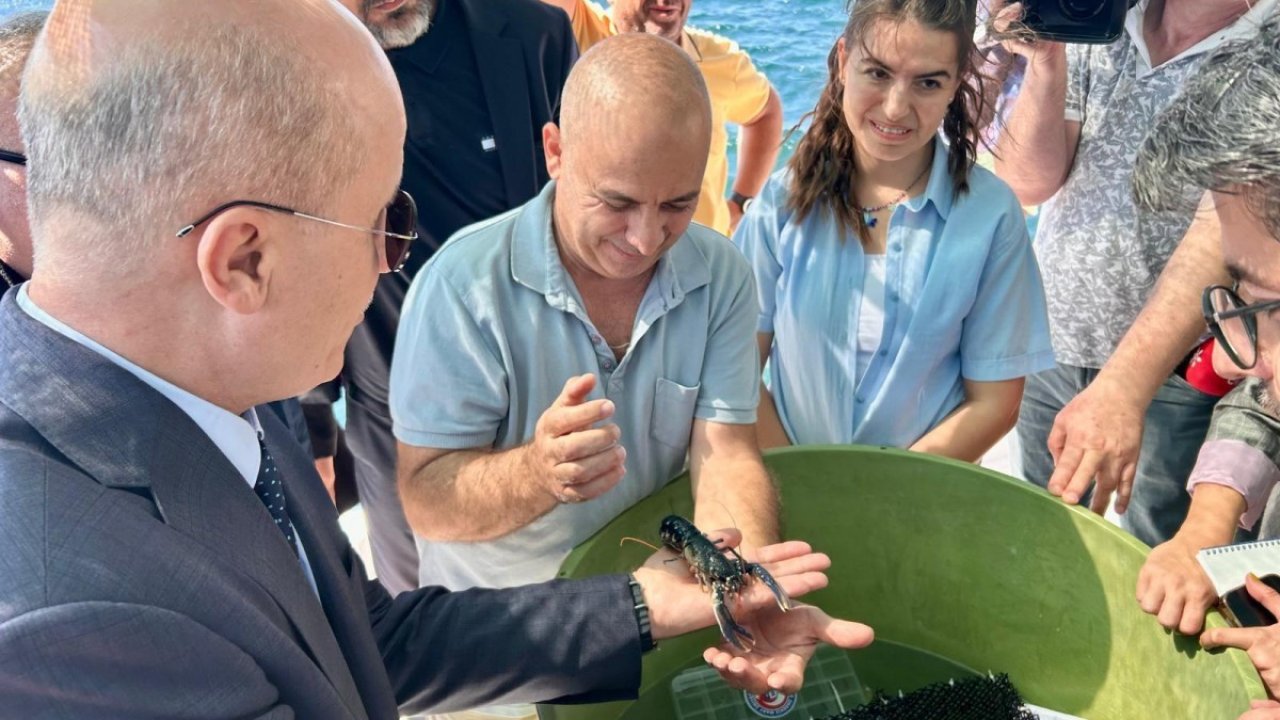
[
  {"left": 735, "top": 138, "right": 1054, "bottom": 448},
  {"left": 391, "top": 180, "right": 759, "bottom": 590}
]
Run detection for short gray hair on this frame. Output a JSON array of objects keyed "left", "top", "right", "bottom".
[
  {"left": 0, "top": 11, "right": 47, "bottom": 89},
  {"left": 1133, "top": 16, "right": 1280, "bottom": 237},
  {"left": 19, "top": 18, "right": 362, "bottom": 270}
]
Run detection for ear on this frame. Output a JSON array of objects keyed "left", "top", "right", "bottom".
[
  {"left": 543, "top": 121, "right": 564, "bottom": 180},
  {"left": 194, "top": 208, "right": 277, "bottom": 315},
  {"left": 836, "top": 36, "right": 849, "bottom": 81}
]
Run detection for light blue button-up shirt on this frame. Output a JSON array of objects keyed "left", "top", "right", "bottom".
[
  {"left": 391, "top": 180, "right": 760, "bottom": 590},
  {"left": 16, "top": 286, "right": 319, "bottom": 594},
  {"left": 735, "top": 139, "right": 1054, "bottom": 448}
]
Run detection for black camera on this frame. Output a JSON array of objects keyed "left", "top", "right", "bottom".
[{"left": 1021, "top": 0, "right": 1140, "bottom": 44}]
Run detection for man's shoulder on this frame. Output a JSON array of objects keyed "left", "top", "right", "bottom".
[
  {"left": 419, "top": 206, "right": 526, "bottom": 289},
  {"left": 681, "top": 222, "right": 752, "bottom": 277},
  {"left": 0, "top": 438, "right": 138, "bottom": 620},
  {"left": 464, "top": 0, "right": 573, "bottom": 36},
  {"left": 685, "top": 26, "right": 753, "bottom": 62}
]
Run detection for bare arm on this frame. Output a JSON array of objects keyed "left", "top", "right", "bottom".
[
  {"left": 990, "top": 3, "right": 1079, "bottom": 205},
  {"left": 398, "top": 443, "right": 552, "bottom": 542},
  {"left": 1047, "top": 197, "right": 1227, "bottom": 513},
  {"left": 689, "top": 419, "right": 780, "bottom": 554},
  {"left": 396, "top": 374, "right": 626, "bottom": 542},
  {"left": 1077, "top": 198, "right": 1224, "bottom": 409},
  {"left": 909, "top": 378, "right": 1025, "bottom": 463},
  {"left": 753, "top": 332, "right": 791, "bottom": 450},
  {"left": 729, "top": 87, "right": 783, "bottom": 232}
]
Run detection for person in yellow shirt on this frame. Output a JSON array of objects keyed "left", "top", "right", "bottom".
[{"left": 541, "top": 0, "right": 783, "bottom": 235}]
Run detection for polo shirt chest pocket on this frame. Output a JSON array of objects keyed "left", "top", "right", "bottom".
[{"left": 651, "top": 378, "right": 700, "bottom": 448}]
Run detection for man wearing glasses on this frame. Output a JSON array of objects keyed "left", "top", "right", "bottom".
[
  {"left": 0, "top": 1, "right": 865, "bottom": 716},
  {"left": 308, "top": 0, "right": 580, "bottom": 597},
  {"left": 1128, "top": 15, "right": 1280, "bottom": 693}
]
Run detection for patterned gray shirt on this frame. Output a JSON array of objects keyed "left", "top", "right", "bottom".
[{"left": 1035, "top": 1, "right": 1275, "bottom": 368}]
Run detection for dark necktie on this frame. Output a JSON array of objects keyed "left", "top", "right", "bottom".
[{"left": 255, "top": 437, "right": 298, "bottom": 556}]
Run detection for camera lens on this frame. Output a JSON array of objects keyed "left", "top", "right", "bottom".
[{"left": 1058, "top": 0, "right": 1106, "bottom": 20}]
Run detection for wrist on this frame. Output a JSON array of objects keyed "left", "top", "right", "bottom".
[
  {"left": 1088, "top": 368, "right": 1158, "bottom": 410},
  {"left": 728, "top": 191, "right": 753, "bottom": 214},
  {"left": 626, "top": 574, "right": 657, "bottom": 652},
  {"left": 1025, "top": 42, "right": 1067, "bottom": 74},
  {"left": 631, "top": 566, "right": 678, "bottom": 641},
  {"left": 1179, "top": 484, "right": 1248, "bottom": 546}
]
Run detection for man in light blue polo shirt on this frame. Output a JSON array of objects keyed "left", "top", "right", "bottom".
[{"left": 389, "top": 33, "right": 778, "bottom": 592}]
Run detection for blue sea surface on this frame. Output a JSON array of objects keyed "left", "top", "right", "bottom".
[{"left": 0, "top": 0, "right": 848, "bottom": 170}]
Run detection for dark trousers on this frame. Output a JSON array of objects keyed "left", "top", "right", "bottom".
[
  {"left": 346, "top": 401, "right": 419, "bottom": 596},
  {"left": 1017, "top": 363, "right": 1217, "bottom": 547}
]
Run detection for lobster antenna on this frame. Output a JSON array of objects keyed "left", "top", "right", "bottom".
[
  {"left": 618, "top": 536, "right": 661, "bottom": 552},
  {"left": 714, "top": 498, "right": 740, "bottom": 533}
]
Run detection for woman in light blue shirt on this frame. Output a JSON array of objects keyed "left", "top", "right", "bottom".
[{"left": 735, "top": 0, "right": 1053, "bottom": 461}]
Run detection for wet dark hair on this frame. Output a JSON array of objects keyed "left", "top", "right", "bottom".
[{"left": 786, "top": 0, "right": 987, "bottom": 244}]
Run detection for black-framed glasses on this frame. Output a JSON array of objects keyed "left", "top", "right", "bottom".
[
  {"left": 0, "top": 149, "right": 26, "bottom": 166},
  {"left": 176, "top": 189, "right": 418, "bottom": 273},
  {"left": 1202, "top": 283, "right": 1280, "bottom": 370}
]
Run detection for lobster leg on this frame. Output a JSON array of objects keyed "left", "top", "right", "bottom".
[
  {"left": 712, "top": 585, "right": 753, "bottom": 651},
  {"left": 747, "top": 563, "right": 793, "bottom": 612}
]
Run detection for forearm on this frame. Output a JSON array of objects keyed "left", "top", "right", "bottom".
[
  {"left": 1093, "top": 202, "right": 1226, "bottom": 403},
  {"left": 1176, "top": 483, "right": 1247, "bottom": 548},
  {"left": 755, "top": 383, "right": 791, "bottom": 450},
  {"left": 910, "top": 390, "right": 1020, "bottom": 463},
  {"left": 993, "top": 48, "right": 1073, "bottom": 205},
  {"left": 380, "top": 576, "right": 641, "bottom": 713},
  {"left": 692, "top": 454, "right": 780, "bottom": 551},
  {"left": 733, "top": 89, "right": 783, "bottom": 198},
  {"left": 399, "top": 444, "right": 557, "bottom": 542}
]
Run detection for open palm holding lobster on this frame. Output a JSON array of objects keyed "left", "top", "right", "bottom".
[{"left": 632, "top": 525, "right": 875, "bottom": 695}]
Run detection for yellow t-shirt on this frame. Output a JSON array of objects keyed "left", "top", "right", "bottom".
[{"left": 568, "top": 0, "right": 772, "bottom": 235}]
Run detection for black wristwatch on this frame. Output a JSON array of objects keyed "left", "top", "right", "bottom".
[
  {"left": 729, "top": 190, "right": 754, "bottom": 214},
  {"left": 627, "top": 574, "right": 657, "bottom": 653}
]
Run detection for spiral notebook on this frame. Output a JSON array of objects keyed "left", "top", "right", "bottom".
[{"left": 1197, "top": 539, "right": 1280, "bottom": 597}]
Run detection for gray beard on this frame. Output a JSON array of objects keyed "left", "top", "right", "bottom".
[
  {"left": 1251, "top": 381, "right": 1280, "bottom": 418},
  {"left": 365, "top": 0, "right": 434, "bottom": 49}
]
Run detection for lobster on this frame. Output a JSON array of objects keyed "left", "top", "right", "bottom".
[{"left": 657, "top": 514, "right": 793, "bottom": 651}]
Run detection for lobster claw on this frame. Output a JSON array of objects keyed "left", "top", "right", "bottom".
[
  {"left": 747, "top": 562, "right": 793, "bottom": 612},
  {"left": 712, "top": 585, "right": 754, "bottom": 651}
]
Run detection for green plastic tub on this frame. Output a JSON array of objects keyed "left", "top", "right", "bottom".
[{"left": 541, "top": 446, "right": 1265, "bottom": 720}]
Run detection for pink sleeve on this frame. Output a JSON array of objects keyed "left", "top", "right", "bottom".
[{"left": 1187, "top": 439, "right": 1280, "bottom": 530}]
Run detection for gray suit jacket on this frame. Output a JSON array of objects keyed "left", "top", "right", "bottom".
[{"left": 0, "top": 292, "right": 641, "bottom": 719}]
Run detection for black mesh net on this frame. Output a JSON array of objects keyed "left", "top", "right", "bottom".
[{"left": 822, "top": 673, "right": 1038, "bottom": 720}]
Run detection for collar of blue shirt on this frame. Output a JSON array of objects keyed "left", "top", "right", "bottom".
[
  {"left": 901, "top": 136, "right": 955, "bottom": 221},
  {"left": 510, "top": 180, "right": 713, "bottom": 313}
]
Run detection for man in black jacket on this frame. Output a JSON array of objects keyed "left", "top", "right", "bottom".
[{"left": 310, "top": 0, "right": 578, "bottom": 595}]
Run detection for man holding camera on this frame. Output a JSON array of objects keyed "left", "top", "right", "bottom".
[{"left": 993, "top": 0, "right": 1276, "bottom": 548}]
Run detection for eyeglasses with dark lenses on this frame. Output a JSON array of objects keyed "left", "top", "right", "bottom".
[
  {"left": 1202, "top": 283, "right": 1280, "bottom": 370},
  {"left": 0, "top": 149, "right": 26, "bottom": 166},
  {"left": 176, "top": 189, "right": 418, "bottom": 273}
]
